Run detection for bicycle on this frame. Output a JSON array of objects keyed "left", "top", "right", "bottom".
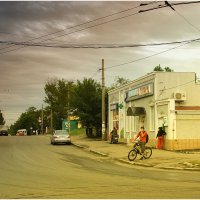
[{"left": 128, "top": 140, "right": 152, "bottom": 161}]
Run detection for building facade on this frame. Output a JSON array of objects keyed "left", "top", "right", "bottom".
[{"left": 108, "top": 72, "right": 200, "bottom": 150}]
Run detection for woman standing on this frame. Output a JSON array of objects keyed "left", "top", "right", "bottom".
[{"left": 156, "top": 127, "right": 166, "bottom": 149}]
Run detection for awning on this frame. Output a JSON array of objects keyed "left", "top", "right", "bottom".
[{"left": 127, "top": 107, "right": 146, "bottom": 116}]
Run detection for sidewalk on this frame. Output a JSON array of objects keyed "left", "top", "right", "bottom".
[{"left": 71, "top": 135, "right": 200, "bottom": 171}]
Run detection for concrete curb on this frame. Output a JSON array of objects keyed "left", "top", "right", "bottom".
[
  {"left": 72, "top": 143, "right": 84, "bottom": 148},
  {"left": 72, "top": 142, "right": 108, "bottom": 156},
  {"left": 89, "top": 149, "right": 108, "bottom": 157},
  {"left": 117, "top": 158, "right": 154, "bottom": 167}
]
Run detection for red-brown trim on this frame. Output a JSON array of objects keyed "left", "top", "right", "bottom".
[{"left": 175, "top": 106, "right": 200, "bottom": 110}]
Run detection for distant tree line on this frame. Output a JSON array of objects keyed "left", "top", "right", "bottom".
[{"left": 9, "top": 78, "right": 107, "bottom": 137}]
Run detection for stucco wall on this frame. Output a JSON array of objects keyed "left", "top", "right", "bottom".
[
  {"left": 155, "top": 72, "right": 195, "bottom": 100},
  {"left": 176, "top": 114, "right": 200, "bottom": 139}
]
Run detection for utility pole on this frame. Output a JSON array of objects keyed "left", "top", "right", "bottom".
[
  {"left": 41, "top": 104, "right": 44, "bottom": 134},
  {"left": 67, "top": 81, "right": 73, "bottom": 134},
  {"left": 101, "top": 59, "right": 106, "bottom": 140},
  {"left": 50, "top": 108, "right": 53, "bottom": 134},
  {"left": 68, "top": 82, "right": 70, "bottom": 134}
]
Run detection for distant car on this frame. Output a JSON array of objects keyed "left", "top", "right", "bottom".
[
  {"left": 0, "top": 130, "right": 8, "bottom": 136},
  {"left": 50, "top": 130, "right": 71, "bottom": 145},
  {"left": 16, "top": 129, "right": 27, "bottom": 136}
]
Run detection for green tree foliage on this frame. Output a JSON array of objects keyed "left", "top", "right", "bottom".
[
  {"left": 0, "top": 110, "right": 5, "bottom": 125},
  {"left": 153, "top": 64, "right": 164, "bottom": 72},
  {"left": 164, "top": 67, "right": 174, "bottom": 72},
  {"left": 9, "top": 107, "right": 41, "bottom": 135},
  {"left": 71, "top": 78, "right": 102, "bottom": 137},
  {"left": 153, "top": 64, "right": 174, "bottom": 72},
  {"left": 110, "top": 76, "right": 130, "bottom": 89},
  {"left": 44, "top": 77, "right": 105, "bottom": 137},
  {"left": 44, "top": 78, "right": 69, "bottom": 130}
]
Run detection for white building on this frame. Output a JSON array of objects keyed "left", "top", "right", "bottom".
[{"left": 108, "top": 72, "right": 200, "bottom": 150}]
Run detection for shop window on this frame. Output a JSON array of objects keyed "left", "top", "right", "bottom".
[
  {"left": 113, "top": 121, "right": 119, "bottom": 130},
  {"left": 113, "top": 109, "right": 119, "bottom": 130},
  {"left": 113, "top": 109, "right": 119, "bottom": 121}
]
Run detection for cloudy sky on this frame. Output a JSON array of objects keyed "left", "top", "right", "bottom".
[{"left": 1, "top": 1, "right": 200, "bottom": 126}]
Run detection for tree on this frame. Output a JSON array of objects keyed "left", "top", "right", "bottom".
[
  {"left": 71, "top": 78, "right": 102, "bottom": 137},
  {"left": 110, "top": 76, "right": 130, "bottom": 89},
  {"left": 44, "top": 78, "right": 70, "bottom": 130},
  {"left": 0, "top": 110, "right": 5, "bottom": 125},
  {"left": 164, "top": 67, "right": 174, "bottom": 72},
  {"left": 43, "top": 77, "right": 107, "bottom": 137},
  {"left": 9, "top": 107, "right": 41, "bottom": 135},
  {"left": 153, "top": 64, "right": 174, "bottom": 72},
  {"left": 153, "top": 64, "right": 164, "bottom": 72}
]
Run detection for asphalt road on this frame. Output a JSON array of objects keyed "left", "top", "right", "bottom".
[{"left": 0, "top": 135, "right": 200, "bottom": 199}]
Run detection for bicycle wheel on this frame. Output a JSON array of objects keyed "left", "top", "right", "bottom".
[
  {"left": 143, "top": 147, "right": 152, "bottom": 159},
  {"left": 128, "top": 149, "right": 137, "bottom": 161}
]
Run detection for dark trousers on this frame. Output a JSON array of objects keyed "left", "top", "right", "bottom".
[{"left": 139, "top": 141, "right": 145, "bottom": 153}]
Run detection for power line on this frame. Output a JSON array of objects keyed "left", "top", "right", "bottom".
[
  {"left": 139, "top": 1, "right": 200, "bottom": 13},
  {"left": 90, "top": 69, "right": 101, "bottom": 79},
  {"left": 13, "top": 2, "right": 164, "bottom": 46},
  {"left": 175, "top": 10, "right": 200, "bottom": 33},
  {"left": 1, "top": 37, "right": 199, "bottom": 73},
  {"left": 1, "top": 37, "right": 200, "bottom": 48},
  {"left": 1, "top": 1, "right": 199, "bottom": 55},
  {"left": 0, "top": 12, "right": 140, "bottom": 55},
  {"left": 0, "top": 4, "right": 142, "bottom": 55},
  {"left": 104, "top": 38, "right": 196, "bottom": 70},
  {"left": 164, "top": 1, "right": 200, "bottom": 34},
  {"left": 165, "top": 1, "right": 175, "bottom": 11}
]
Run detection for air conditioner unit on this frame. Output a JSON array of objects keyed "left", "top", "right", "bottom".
[{"left": 174, "top": 92, "right": 186, "bottom": 101}]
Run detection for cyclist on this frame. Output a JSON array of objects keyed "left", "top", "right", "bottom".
[{"left": 134, "top": 126, "right": 147, "bottom": 160}]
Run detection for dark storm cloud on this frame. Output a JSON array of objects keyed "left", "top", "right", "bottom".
[
  {"left": 0, "top": 1, "right": 182, "bottom": 44},
  {"left": 0, "top": 1, "right": 137, "bottom": 38}
]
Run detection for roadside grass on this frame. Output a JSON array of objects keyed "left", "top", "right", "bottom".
[
  {"left": 70, "top": 128, "right": 85, "bottom": 137},
  {"left": 70, "top": 128, "right": 103, "bottom": 140},
  {"left": 45, "top": 128, "right": 86, "bottom": 136}
]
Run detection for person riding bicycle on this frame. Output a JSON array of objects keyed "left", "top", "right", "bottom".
[{"left": 134, "top": 126, "right": 147, "bottom": 160}]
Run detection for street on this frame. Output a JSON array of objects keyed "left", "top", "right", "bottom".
[{"left": 0, "top": 136, "right": 200, "bottom": 198}]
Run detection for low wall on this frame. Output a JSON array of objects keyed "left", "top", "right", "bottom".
[
  {"left": 127, "top": 138, "right": 200, "bottom": 150},
  {"left": 164, "top": 139, "right": 200, "bottom": 150}
]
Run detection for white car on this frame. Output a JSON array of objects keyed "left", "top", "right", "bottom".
[{"left": 50, "top": 130, "right": 71, "bottom": 145}]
